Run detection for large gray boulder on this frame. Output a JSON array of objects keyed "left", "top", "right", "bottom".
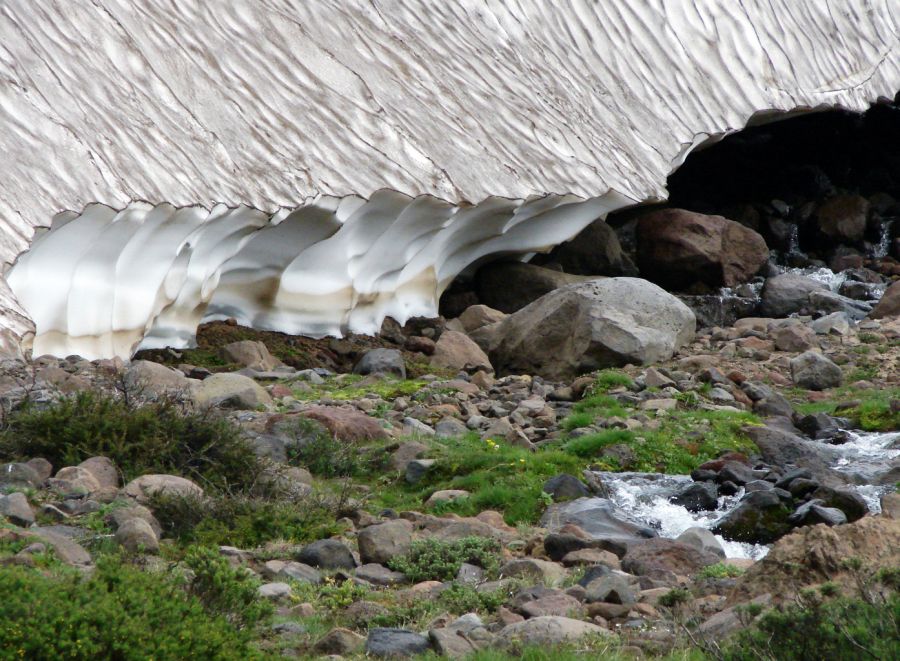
[
  {"left": 353, "top": 348, "right": 406, "bottom": 379},
  {"left": 487, "top": 278, "right": 695, "bottom": 380},
  {"left": 759, "top": 273, "right": 828, "bottom": 317}
]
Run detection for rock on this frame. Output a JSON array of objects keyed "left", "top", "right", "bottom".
[
  {"left": 560, "top": 548, "right": 621, "bottom": 569},
  {"left": 712, "top": 491, "right": 794, "bottom": 544},
  {"left": 356, "top": 563, "right": 407, "bottom": 586},
  {"left": 543, "top": 474, "right": 591, "bottom": 502},
  {"left": 268, "top": 561, "right": 322, "bottom": 584},
  {"left": 774, "top": 325, "right": 816, "bottom": 352},
  {"left": 405, "top": 459, "right": 435, "bottom": 484},
  {"left": 300, "top": 406, "right": 389, "bottom": 442},
  {"left": 520, "top": 593, "right": 584, "bottom": 619},
  {"left": 354, "top": 348, "right": 406, "bottom": 379},
  {"left": 541, "top": 498, "right": 657, "bottom": 556},
  {"left": 77, "top": 456, "right": 118, "bottom": 489},
  {"left": 50, "top": 466, "right": 101, "bottom": 496},
  {"left": 730, "top": 516, "right": 900, "bottom": 602},
  {"left": 358, "top": 520, "right": 413, "bottom": 565},
  {"left": 258, "top": 582, "right": 293, "bottom": 600},
  {"left": 434, "top": 417, "right": 468, "bottom": 437},
  {"left": 676, "top": 527, "right": 726, "bottom": 559},
  {"left": 315, "top": 628, "right": 366, "bottom": 655},
  {"left": 718, "top": 461, "right": 756, "bottom": 486},
  {"left": 405, "top": 335, "right": 436, "bottom": 355},
  {"left": 425, "top": 489, "right": 470, "bottom": 508},
  {"left": 296, "top": 538, "right": 356, "bottom": 570},
  {"left": 29, "top": 528, "right": 91, "bottom": 566},
  {"left": 584, "top": 574, "right": 636, "bottom": 604},
  {"left": 488, "top": 278, "right": 696, "bottom": 380},
  {"left": 500, "top": 559, "right": 567, "bottom": 586},
  {"left": 431, "top": 330, "right": 493, "bottom": 374},
  {"left": 789, "top": 500, "right": 847, "bottom": 527},
  {"left": 537, "top": 217, "right": 638, "bottom": 277},
  {"left": 495, "top": 616, "right": 612, "bottom": 647},
  {"left": 881, "top": 493, "right": 900, "bottom": 519},
  {"left": 110, "top": 505, "right": 162, "bottom": 537},
  {"left": 123, "top": 474, "right": 203, "bottom": 503},
  {"left": 816, "top": 195, "right": 869, "bottom": 243},
  {"left": 221, "top": 340, "right": 281, "bottom": 371},
  {"left": 808, "top": 290, "right": 871, "bottom": 320},
  {"left": 760, "top": 273, "right": 828, "bottom": 317},
  {"left": 871, "top": 280, "right": 900, "bottom": 319},
  {"left": 458, "top": 305, "right": 507, "bottom": 332},
  {"left": 123, "top": 360, "right": 195, "bottom": 398},
  {"left": 670, "top": 482, "right": 718, "bottom": 512},
  {"left": 636, "top": 209, "right": 769, "bottom": 289},
  {"left": 622, "top": 538, "right": 720, "bottom": 580},
  {"left": 475, "top": 261, "right": 592, "bottom": 313},
  {"left": 0, "top": 492, "right": 35, "bottom": 526},
  {"left": 114, "top": 517, "right": 159, "bottom": 553},
  {"left": 24, "top": 458, "right": 53, "bottom": 482},
  {"left": 192, "top": 372, "right": 272, "bottom": 409},
  {"left": 790, "top": 351, "right": 842, "bottom": 390},
  {"left": 746, "top": 426, "right": 843, "bottom": 487},
  {"left": 429, "top": 627, "right": 484, "bottom": 658},
  {"left": 811, "top": 486, "right": 868, "bottom": 522},
  {"left": 810, "top": 311, "right": 853, "bottom": 335},
  {"left": 0, "top": 462, "right": 43, "bottom": 489},
  {"left": 366, "top": 628, "right": 432, "bottom": 658}
]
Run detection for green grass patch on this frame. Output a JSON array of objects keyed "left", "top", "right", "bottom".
[
  {"left": 791, "top": 386, "right": 900, "bottom": 432},
  {"left": 290, "top": 375, "right": 431, "bottom": 402},
  {"left": 565, "top": 429, "right": 634, "bottom": 458},
  {"left": 697, "top": 562, "right": 745, "bottom": 580}
]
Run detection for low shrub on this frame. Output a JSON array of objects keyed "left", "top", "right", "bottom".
[
  {"left": 388, "top": 536, "right": 501, "bottom": 582},
  {"left": 150, "top": 491, "right": 341, "bottom": 549},
  {"left": 283, "top": 418, "right": 363, "bottom": 478},
  {"left": 696, "top": 562, "right": 745, "bottom": 580},
  {"left": 0, "top": 557, "right": 266, "bottom": 660},
  {"left": 723, "top": 585, "right": 899, "bottom": 661},
  {"left": 0, "top": 392, "right": 260, "bottom": 489},
  {"left": 564, "top": 429, "right": 633, "bottom": 458}
]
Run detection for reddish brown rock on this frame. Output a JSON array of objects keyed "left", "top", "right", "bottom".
[
  {"left": 871, "top": 280, "right": 900, "bottom": 319},
  {"left": 300, "top": 407, "right": 389, "bottom": 442},
  {"left": 636, "top": 209, "right": 769, "bottom": 289}
]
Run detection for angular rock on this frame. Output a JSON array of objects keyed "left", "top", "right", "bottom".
[
  {"left": 475, "top": 261, "right": 592, "bottom": 313},
  {"left": 543, "top": 474, "right": 591, "bottom": 502},
  {"left": 0, "top": 491, "right": 35, "bottom": 526},
  {"left": 670, "top": 482, "right": 718, "bottom": 512},
  {"left": 621, "top": 538, "right": 720, "bottom": 580},
  {"left": 296, "top": 538, "right": 356, "bottom": 570},
  {"left": 538, "top": 217, "right": 638, "bottom": 277},
  {"left": 431, "top": 330, "right": 493, "bottom": 374},
  {"left": 458, "top": 305, "right": 507, "bottom": 332},
  {"left": 366, "top": 628, "right": 432, "bottom": 658},
  {"left": 314, "top": 628, "right": 366, "bottom": 655},
  {"left": 815, "top": 194, "right": 869, "bottom": 242},
  {"left": 676, "top": 527, "right": 726, "bottom": 559},
  {"left": 356, "top": 563, "right": 407, "bottom": 586},
  {"left": 871, "top": 279, "right": 900, "bottom": 319},
  {"left": 192, "top": 372, "right": 272, "bottom": 409},
  {"left": 789, "top": 500, "right": 847, "bottom": 527},
  {"left": 790, "top": 351, "right": 842, "bottom": 390},
  {"left": 358, "top": 520, "right": 413, "bottom": 565},
  {"left": 760, "top": 273, "right": 828, "bottom": 317},
  {"left": 711, "top": 491, "right": 794, "bottom": 544},
  {"left": 221, "top": 340, "right": 281, "bottom": 371},
  {"left": 541, "top": 498, "right": 657, "bottom": 556},
  {"left": 636, "top": 209, "right": 769, "bottom": 289},
  {"left": 584, "top": 574, "right": 636, "bottom": 605},
  {"left": 0, "top": 462, "right": 42, "bottom": 489},
  {"left": 774, "top": 325, "right": 816, "bottom": 352},
  {"left": 301, "top": 406, "right": 389, "bottom": 442},
  {"left": 500, "top": 558, "right": 567, "bottom": 586},
  {"left": 520, "top": 592, "right": 584, "bottom": 619},
  {"left": 78, "top": 456, "right": 119, "bottom": 489},
  {"left": 489, "top": 279, "right": 695, "bottom": 380}
]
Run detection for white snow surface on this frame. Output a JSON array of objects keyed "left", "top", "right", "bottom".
[{"left": 0, "top": 1, "right": 897, "bottom": 356}]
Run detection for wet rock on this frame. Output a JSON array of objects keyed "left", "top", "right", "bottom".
[
  {"left": 712, "top": 491, "right": 794, "bottom": 544},
  {"left": 760, "top": 273, "right": 827, "bottom": 317},
  {"left": 811, "top": 486, "right": 868, "bottom": 522},
  {"left": 670, "top": 481, "right": 718, "bottom": 512},
  {"left": 789, "top": 500, "right": 847, "bottom": 527}
]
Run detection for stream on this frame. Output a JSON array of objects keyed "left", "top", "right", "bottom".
[{"left": 592, "top": 430, "right": 899, "bottom": 561}]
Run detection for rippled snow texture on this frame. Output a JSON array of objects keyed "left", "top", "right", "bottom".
[{"left": 0, "top": 1, "right": 897, "bottom": 352}]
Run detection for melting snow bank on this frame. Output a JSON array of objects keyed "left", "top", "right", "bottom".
[
  {"left": 591, "top": 430, "right": 899, "bottom": 561},
  {"left": 7, "top": 193, "right": 626, "bottom": 360}
]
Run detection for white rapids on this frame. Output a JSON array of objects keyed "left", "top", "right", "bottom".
[{"left": 594, "top": 429, "right": 899, "bottom": 560}]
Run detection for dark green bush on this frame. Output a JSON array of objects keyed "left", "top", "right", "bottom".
[
  {"left": 184, "top": 545, "right": 273, "bottom": 629},
  {"left": 0, "top": 392, "right": 260, "bottom": 489},
  {"left": 149, "top": 490, "right": 341, "bottom": 549},
  {"left": 387, "top": 536, "right": 501, "bottom": 582},
  {"left": 723, "top": 585, "right": 899, "bottom": 661},
  {"left": 283, "top": 418, "right": 363, "bottom": 478},
  {"left": 0, "top": 557, "right": 265, "bottom": 660}
]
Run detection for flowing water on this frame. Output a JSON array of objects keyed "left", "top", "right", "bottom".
[{"left": 592, "top": 430, "right": 898, "bottom": 561}]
